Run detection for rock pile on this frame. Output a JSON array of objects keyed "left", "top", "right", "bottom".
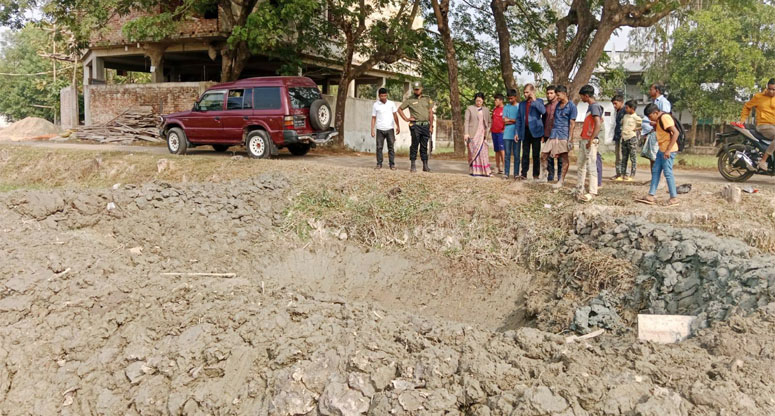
[{"left": 572, "top": 208, "right": 775, "bottom": 329}]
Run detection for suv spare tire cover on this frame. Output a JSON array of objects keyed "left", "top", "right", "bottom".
[{"left": 309, "top": 99, "right": 332, "bottom": 130}]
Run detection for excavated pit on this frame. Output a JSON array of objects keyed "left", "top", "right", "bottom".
[{"left": 2, "top": 174, "right": 775, "bottom": 415}]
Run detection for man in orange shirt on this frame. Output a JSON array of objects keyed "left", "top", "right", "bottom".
[
  {"left": 636, "top": 103, "right": 679, "bottom": 206},
  {"left": 740, "top": 78, "right": 775, "bottom": 170}
]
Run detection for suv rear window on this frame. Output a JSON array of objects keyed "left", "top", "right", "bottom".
[
  {"left": 253, "top": 87, "right": 282, "bottom": 110},
  {"left": 288, "top": 87, "right": 321, "bottom": 109}
]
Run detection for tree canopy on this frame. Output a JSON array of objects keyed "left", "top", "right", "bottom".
[
  {"left": 0, "top": 24, "right": 73, "bottom": 121},
  {"left": 663, "top": 1, "right": 775, "bottom": 126}
]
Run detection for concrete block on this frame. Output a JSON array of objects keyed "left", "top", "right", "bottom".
[{"left": 637, "top": 314, "right": 696, "bottom": 344}]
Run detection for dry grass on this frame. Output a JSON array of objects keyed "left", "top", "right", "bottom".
[
  {"left": 0, "top": 146, "right": 275, "bottom": 190},
  {"left": 2, "top": 144, "right": 774, "bottom": 259},
  {"left": 559, "top": 244, "right": 637, "bottom": 297}
]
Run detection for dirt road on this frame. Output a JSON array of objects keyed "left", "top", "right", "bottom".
[{"left": 5, "top": 139, "right": 775, "bottom": 187}]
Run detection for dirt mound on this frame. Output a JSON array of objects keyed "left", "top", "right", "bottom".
[{"left": 0, "top": 117, "right": 62, "bottom": 141}]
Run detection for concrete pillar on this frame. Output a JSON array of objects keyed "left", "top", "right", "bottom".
[
  {"left": 83, "top": 59, "right": 91, "bottom": 85},
  {"left": 60, "top": 86, "right": 79, "bottom": 129},
  {"left": 91, "top": 57, "right": 105, "bottom": 82},
  {"left": 84, "top": 85, "right": 92, "bottom": 126},
  {"left": 144, "top": 45, "right": 166, "bottom": 83},
  {"left": 403, "top": 81, "right": 411, "bottom": 100},
  {"left": 347, "top": 79, "right": 356, "bottom": 98}
]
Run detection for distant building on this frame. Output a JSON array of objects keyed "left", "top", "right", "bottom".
[{"left": 594, "top": 50, "right": 693, "bottom": 121}]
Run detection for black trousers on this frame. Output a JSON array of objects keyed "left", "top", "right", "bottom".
[
  {"left": 520, "top": 130, "right": 541, "bottom": 178},
  {"left": 409, "top": 124, "right": 430, "bottom": 161},
  {"left": 376, "top": 129, "right": 396, "bottom": 166}
]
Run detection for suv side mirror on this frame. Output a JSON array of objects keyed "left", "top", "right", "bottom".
[{"left": 193, "top": 102, "right": 201, "bottom": 111}]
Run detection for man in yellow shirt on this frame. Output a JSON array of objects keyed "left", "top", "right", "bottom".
[{"left": 740, "top": 78, "right": 775, "bottom": 170}]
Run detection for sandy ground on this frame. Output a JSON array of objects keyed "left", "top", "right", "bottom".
[
  {"left": 5, "top": 139, "right": 775, "bottom": 187},
  {"left": 1, "top": 143, "right": 775, "bottom": 415}
]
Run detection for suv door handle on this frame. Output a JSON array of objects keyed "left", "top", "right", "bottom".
[
  {"left": 243, "top": 116, "right": 249, "bottom": 120},
  {"left": 214, "top": 116, "right": 220, "bottom": 121}
]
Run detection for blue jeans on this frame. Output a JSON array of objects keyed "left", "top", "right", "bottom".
[
  {"left": 649, "top": 151, "right": 677, "bottom": 198},
  {"left": 504, "top": 139, "right": 521, "bottom": 177}
]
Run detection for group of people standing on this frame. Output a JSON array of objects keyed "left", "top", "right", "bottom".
[
  {"left": 464, "top": 83, "right": 606, "bottom": 200},
  {"left": 370, "top": 79, "right": 695, "bottom": 205}
]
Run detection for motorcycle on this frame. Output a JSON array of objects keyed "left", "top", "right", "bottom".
[{"left": 715, "top": 122, "right": 775, "bottom": 182}]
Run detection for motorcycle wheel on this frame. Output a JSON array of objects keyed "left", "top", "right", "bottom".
[{"left": 718, "top": 144, "right": 755, "bottom": 182}]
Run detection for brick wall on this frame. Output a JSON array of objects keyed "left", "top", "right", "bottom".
[
  {"left": 85, "top": 82, "right": 215, "bottom": 125},
  {"left": 90, "top": 9, "right": 221, "bottom": 46}
]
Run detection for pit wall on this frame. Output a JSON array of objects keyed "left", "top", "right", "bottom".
[{"left": 571, "top": 208, "right": 775, "bottom": 329}]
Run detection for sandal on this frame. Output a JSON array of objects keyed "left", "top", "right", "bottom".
[
  {"left": 635, "top": 196, "right": 656, "bottom": 205},
  {"left": 666, "top": 198, "right": 679, "bottom": 206}
]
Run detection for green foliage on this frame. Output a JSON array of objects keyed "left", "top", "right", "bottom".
[
  {"left": 233, "top": 0, "right": 330, "bottom": 73},
  {"left": 122, "top": 12, "right": 177, "bottom": 42},
  {"left": 418, "top": 0, "right": 522, "bottom": 118},
  {"left": 666, "top": 3, "right": 775, "bottom": 122},
  {"left": 0, "top": 0, "right": 39, "bottom": 28},
  {"left": 594, "top": 65, "right": 627, "bottom": 98},
  {"left": 0, "top": 25, "right": 72, "bottom": 122}
]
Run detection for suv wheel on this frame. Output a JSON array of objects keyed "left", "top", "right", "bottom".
[
  {"left": 309, "top": 99, "right": 332, "bottom": 130},
  {"left": 167, "top": 127, "right": 188, "bottom": 155},
  {"left": 246, "top": 130, "right": 272, "bottom": 159},
  {"left": 288, "top": 143, "right": 311, "bottom": 156},
  {"left": 212, "top": 145, "right": 230, "bottom": 152}
]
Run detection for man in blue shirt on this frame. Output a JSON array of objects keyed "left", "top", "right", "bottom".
[
  {"left": 515, "top": 84, "right": 546, "bottom": 180},
  {"left": 542, "top": 85, "right": 576, "bottom": 188},
  {"left": 502, "top": 89, "right": 520, "bottom": 179}
]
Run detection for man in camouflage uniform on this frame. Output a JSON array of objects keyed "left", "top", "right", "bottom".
[{"left": 399, "top": 81, "right": 435, "bottom": 172}]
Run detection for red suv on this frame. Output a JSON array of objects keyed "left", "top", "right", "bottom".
[{"left": 159, "top": 76, "right": 336, "bottom": 158}]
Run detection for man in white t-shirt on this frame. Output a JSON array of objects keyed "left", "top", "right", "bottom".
[{"left": 371, "top": 87, "right": 401, "bottom": 170}]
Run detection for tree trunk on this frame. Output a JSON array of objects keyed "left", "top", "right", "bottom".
[
  {"left": 220, "top": 42, "right": 249, "bottom": 82},
  {"left": 491, "top": 0, "right": 518, "bottom": 92},
  {"left": 334, "top": 75, "right": 352, "bottom": 148},
  {"left": 431, "top": 0, "right": 465, "bottom": 156},
  {"left": 567, "top": 24, "right": 616, "bottom": 102},
  {"left": 690, "top": 117, "right": 698, "bottom": 149}
]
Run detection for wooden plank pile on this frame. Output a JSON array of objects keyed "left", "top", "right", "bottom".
[{"left": 73, "top": 107, "right": 164, "bottom": 144}]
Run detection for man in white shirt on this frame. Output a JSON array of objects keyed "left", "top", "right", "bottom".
[{"left": 371, "top": 87, "right": 401, "bottom": 169}]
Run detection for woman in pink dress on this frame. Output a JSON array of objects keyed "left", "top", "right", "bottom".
[{"left": 464, "top": 92, "right": 492, "bottom": 177}]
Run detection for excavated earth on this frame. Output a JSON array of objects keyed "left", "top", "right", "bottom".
[{"left": 2, "top": 172, "right": 775, "bottom": 415}]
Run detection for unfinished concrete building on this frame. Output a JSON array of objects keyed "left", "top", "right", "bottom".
[{"left": 67, "top": 5, "right": 423, "bottom": 151}]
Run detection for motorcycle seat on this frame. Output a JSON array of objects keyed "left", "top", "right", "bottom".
[{"left": 751, "top": 129, "right": 772, "bottom": 145}]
